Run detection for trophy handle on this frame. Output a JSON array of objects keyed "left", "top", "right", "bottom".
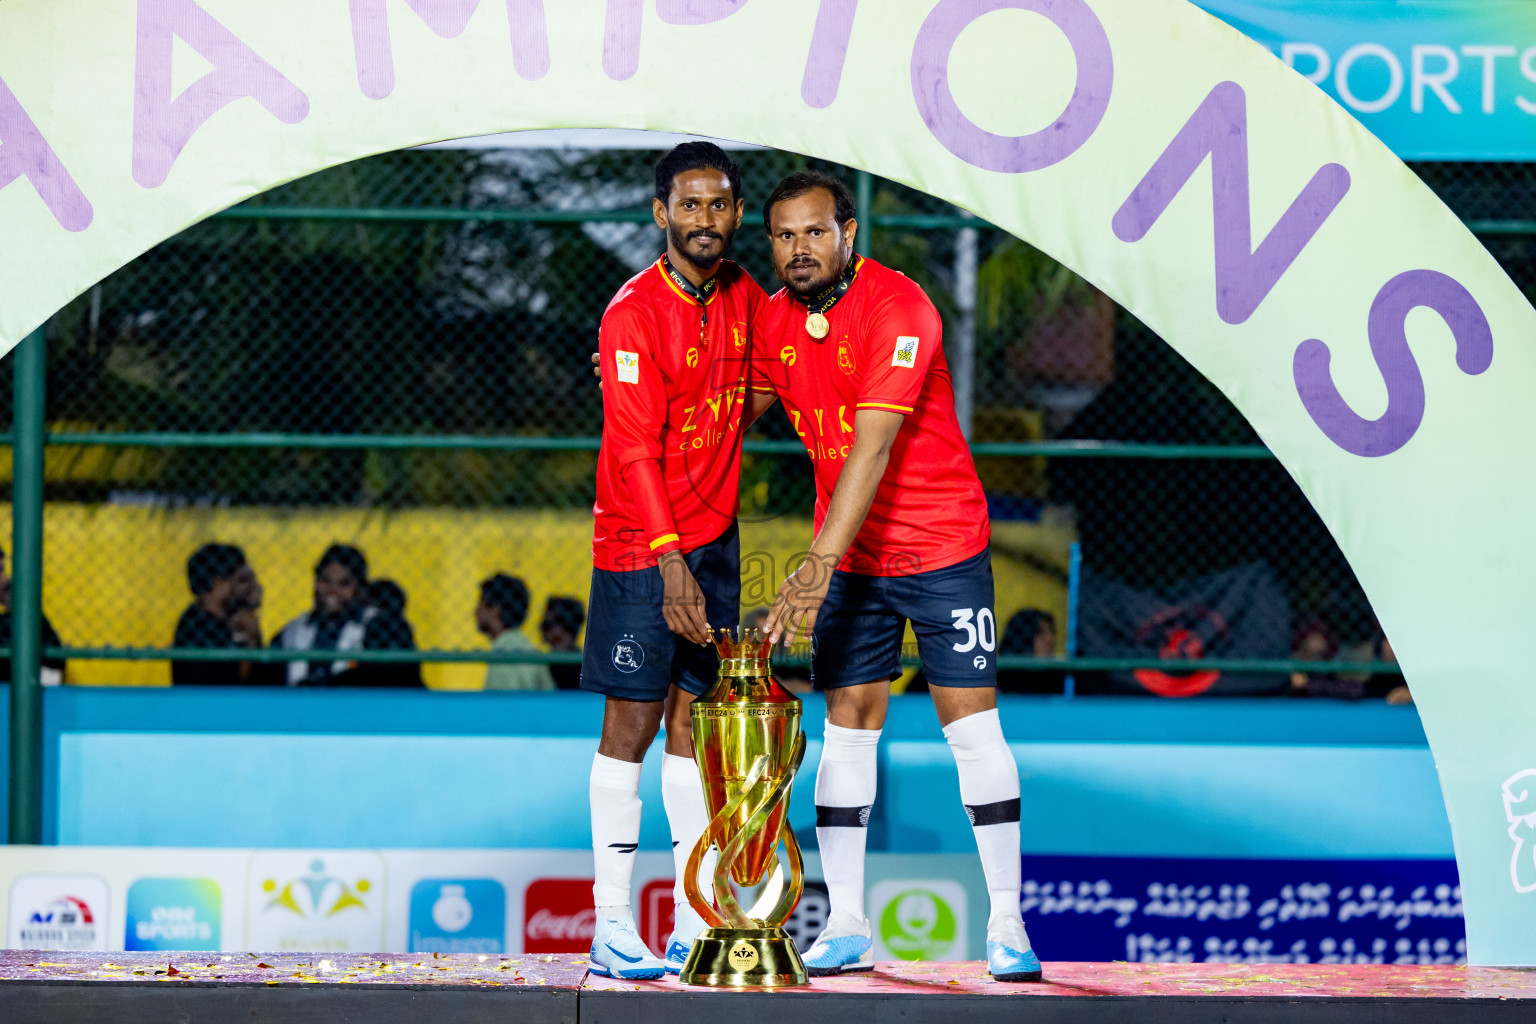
[
  {"left": 712, "top": 733, "right": 807, "bottom": 928},
  {"left": 684, "top": 753, "right": 774, "bottom": 929}
]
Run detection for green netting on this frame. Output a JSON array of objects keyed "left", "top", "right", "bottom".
[{"left": 3, "top": 147, "right": 1529, "bottom": 688}]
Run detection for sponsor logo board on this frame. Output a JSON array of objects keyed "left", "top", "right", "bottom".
[
  {"left": 870, "top": 879, "right": 967, "bottom": 962},
  {"left": 8, "top": 873, "right": 110, "bottom": 950},
  {"left": 246, "top": 852, "right": 384, "bottom": 952},
  {"left": 409, "top": 879, "right": 505, "bottom": 954},
  {"left": 125, "top": 877, "right": 222, "bottom": 951},
  {"left": 524, "top": 878, "right": 595, "bottom": 953}
]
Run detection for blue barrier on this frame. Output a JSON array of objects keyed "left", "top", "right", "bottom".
[{"left": 1, "top": 686, "right": 1447, "bottom": 859}]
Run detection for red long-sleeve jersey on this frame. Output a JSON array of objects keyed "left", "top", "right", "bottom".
[{"left": 593, "top": 258, "right": 765, "bottom": 572}]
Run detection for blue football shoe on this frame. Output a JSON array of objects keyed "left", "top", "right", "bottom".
[
  {"left": 663, "top": 902, "right": 708, "bottom": 974},
  {"left": 802, "top": 909, "right": 875, "bottom": 976},
  {"left": 986, "top": 915, "right": 1043, "bottom": 982},
  {"left": 589, "top": 913, "right": 665, "bottom": 980}
]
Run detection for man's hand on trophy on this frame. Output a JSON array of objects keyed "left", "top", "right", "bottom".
[
  {"left": 764, "top": 553, "right": 837, "bottom": 648},
  {"left": 659, "top": 551, "right": 713, "bottom": 645}
]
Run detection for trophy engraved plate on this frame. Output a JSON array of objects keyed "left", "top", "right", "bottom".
[{"left": 679, "top": 627, "right": 809, "bottom": 988}]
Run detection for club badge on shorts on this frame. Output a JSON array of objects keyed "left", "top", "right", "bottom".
[{"left": 611, "top": 635, "right": 644, "bottom": 673}]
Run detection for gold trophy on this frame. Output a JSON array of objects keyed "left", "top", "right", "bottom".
[{"left": 678, "top": 627, "right": 808, "bottom": 987}]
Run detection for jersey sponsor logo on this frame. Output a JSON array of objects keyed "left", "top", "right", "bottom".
[
  {"left": 892, "top": 336, "right": 920, "bottom": 368},
  {"left": 686, "top": 348, "right": 700, "bottom": 367},
  {"left": 616, "top": 350, "right": 640, "bottom": 384},
  {"left": 612, "top": 635, "right": 645, "bottom": 673},
  {"left": 779, "top": 345, "right": 797, "bottom": 367}
]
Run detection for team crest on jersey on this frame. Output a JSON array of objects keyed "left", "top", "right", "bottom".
[
  {"left": 780, "top": 346, "right": 797, "bottom": 367},
  {"left": 732, "top": 322, "right": 747, "bottom": 349},
  {"left": 686, "top": 348, "right": 700, "bottom": 368},
  {"left": 837, "top": 335, "right": 857, "bottom": 375},
  {"left": 616, "top": 350, "right": 640, "bottom": 384},
  {"left": 892, "top": 336, "right": 919, "bottom": 368}
]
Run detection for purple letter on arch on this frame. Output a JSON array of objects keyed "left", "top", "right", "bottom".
[
  {"left": 1113, "top": 81, "right": 1351, "bottom": 326},
  {"left": 133, "top": 0, "right": 310, "bottom": 189},
  {"left": 802, "top": 0, "right": 859, "bottom": 109},
  {"left": 1293, "top": 270, "right": 1492, "bottom": 458},
  {"left": 911, "top": 0, "right": 1112, "bottom": 174},
  {"left": 606, "top": 0, "right": 747, "bottom": 81},
  {"left": 0, "top": 75, "right": 92, "bottom": 232},
  {"left": 349, "top": 0, "right": 550, "bottom": 100}
]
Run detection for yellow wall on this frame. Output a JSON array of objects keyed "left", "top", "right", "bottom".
[{"left": 6, "top": 505, "right": 1073, "bottom": 689}]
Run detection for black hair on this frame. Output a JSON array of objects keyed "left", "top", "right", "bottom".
[
  {"left": 654, "top": 141, "right": 742, "bottom": 206},
  {"left": 187, "top": 543, "right": 247, "bottom": 597},
  {"left": 1000, "top": 608, "right": 1056, "bottom": 654},
  {"left": 316, "top": 543, "right": 368, "bottom": 585},
  {"left": 761, "top": 170, "right": 857, "bottom": 232},
  {"left": 541, "top": 595, "right": 586, "bottom": 634},
  {"left": 481, "top": 573, "right": 532, "bottom": 629},
  {"left": 368, "top": 578, "right": 407, "bottom": 617}
]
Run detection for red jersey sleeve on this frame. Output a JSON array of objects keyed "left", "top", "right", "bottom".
[
  {"left": 854, "top": 286, "right": 943, "bottom": 415},
  {"left": 599, "top": 300, "right": 667, "bottom": 467},
  {"left": 746, "top": 287, "right": 780, "bottom": 398}
]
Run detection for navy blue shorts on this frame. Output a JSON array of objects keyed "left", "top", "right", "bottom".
[
  {"left": 811, "top": 546, "right": 998, "bottom": 690},
  {"left": 580, "top": 523, "right": 740, "bottom": 701}
]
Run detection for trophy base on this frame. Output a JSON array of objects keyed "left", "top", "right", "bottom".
[{"left": 678, "top": 926, "right": 808, "bottom": 988}]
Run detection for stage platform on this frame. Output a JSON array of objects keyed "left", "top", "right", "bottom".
[{"left": 2, "top": 950, "right": 1534, "bottom": 1023}]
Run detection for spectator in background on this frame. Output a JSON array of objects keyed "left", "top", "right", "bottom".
[
  {"left": 274, "top": 544, "right": 421, "bottom": 687},
  {"left": 0, "top": 546, "right": 65, "bottom": 685},
  {"left": 1369, "top": 628, "right": 1412, "bottom": 705},
  {"left": 1289, "top": 615, "right": 1361, "bottom": 699},
  {"left": 539, "top": 596, "right": 585, "bottom": 690},
  {"left": 362, "top": 578, "right": 423, "bottom": 688},
  {"left": 172, "top": 543, "right": 265, "bottom": 686},
  {"left": 996, "top": 608, "right": 1063, "bottom": 695},
  {"left": 478, "top": 574, "right": 554, "bottom": 691}
]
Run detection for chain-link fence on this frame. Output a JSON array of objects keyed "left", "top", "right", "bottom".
[{"left": 3, "top": 146, "right": 1531, "bottom": 691}]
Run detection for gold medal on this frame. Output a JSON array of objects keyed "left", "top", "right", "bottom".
[{"left": 805, "top": 312, "right": 830, "bottom": 339}]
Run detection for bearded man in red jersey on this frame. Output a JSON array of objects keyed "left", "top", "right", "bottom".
[
  {"left": 753, "top": 171, "right": 1040, "bottom": 982},
  {"left": 582, "top": 142, "right": 768, "bottom": 980}
]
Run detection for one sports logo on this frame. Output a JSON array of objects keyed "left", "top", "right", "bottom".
[
  {"left": 780, "top": 346, "right": 797, "bottom": 367},
  {"left": 892, "top": 336, "right": 919, "bottom": 368},
  {"left": 612, "top": 637, "right": 644, "bottom": 673},
  {"left": 686, "top": 348, "right": 700, "bottom": 367},
  {"left": 616, "top": 350, "right": 640, "bottom": 384}
]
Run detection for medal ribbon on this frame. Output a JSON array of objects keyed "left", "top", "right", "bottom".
[
  {"left": 662, "top": 255, "right": 719, "bottom": 336},
  {"left": 803, "top": 254, "right": 863, "bottom": 319}
]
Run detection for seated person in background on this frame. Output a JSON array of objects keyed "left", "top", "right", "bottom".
[
  {"left": 1369, "top": 629, "right": 1412, "bottom": 705},
  {"left": 996, "top": 608, "right": 1063, "bottom": 695},
  {"left": 478, "top": 574, "right": 554, "bottom": 692},
  {"left": 539, "top": 596, "right": 585, "bottom": 691},
  {"left": 0, "top": 546, "right": 65, "bottom": 685},
  {"left": 1289, "top": 615, "right": 1361, "bottom": 699},
  {"left": 172, "top": 542, "right": 265, "bottom": 686},
  {"left": 274, "top": 544, "right": 420, "bottom": 687},
  {"left": 360, "top": 578, "right": 423, "bottom": 688}
]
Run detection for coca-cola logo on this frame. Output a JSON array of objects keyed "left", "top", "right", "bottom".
[{"left": 523, "top": 879, "right": 595, "bottom": 953}]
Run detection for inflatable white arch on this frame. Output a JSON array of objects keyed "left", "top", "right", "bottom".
[{"left": 2, "top": 0, "right": 1534, "bottom": 963}]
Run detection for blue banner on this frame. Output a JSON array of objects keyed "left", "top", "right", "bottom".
[
  {"left": 1021, "top": 855, "right": 1466, "bottom": 963},
  {"left": 1197, "top": 1, "right": 1536, "bottom": 159}
]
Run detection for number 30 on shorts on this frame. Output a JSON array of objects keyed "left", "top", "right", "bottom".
[{"left": 950, "top": 607, "right": 997, "bottom": 653}]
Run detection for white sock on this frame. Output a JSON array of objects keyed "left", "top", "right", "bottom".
[
  {"left": 661, "top": 751, "right": 715, "bottom": 932},
  {"left": 591, "top": 752, "right": 643, "bottom": 911},
  {"left": 814, "top": 720, "right": 881, "bottom": 922},
  {"left": 943, "top": 708, "right": 1023, "bottom": 923}
]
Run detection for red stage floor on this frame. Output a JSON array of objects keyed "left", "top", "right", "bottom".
[{"left": 3, "top": 950, "right": 1535, "bottom": 1022}]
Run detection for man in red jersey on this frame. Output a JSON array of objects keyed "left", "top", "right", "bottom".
[
  {"left": 753, "top": 172, "right": 1040, "bottom": 982},
  {"left": 582, "top": 142, "right": 767, "bottom": 980}
]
